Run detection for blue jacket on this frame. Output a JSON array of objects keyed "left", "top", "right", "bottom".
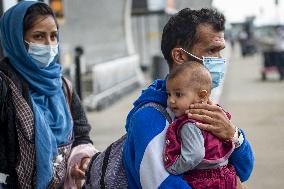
[{"left": 123, "top": 79, "right": 254, "bottom": 189}]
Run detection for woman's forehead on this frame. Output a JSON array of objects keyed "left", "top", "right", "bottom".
[{"left": 28, "top": 15, "right": 57, "bottom": 32}]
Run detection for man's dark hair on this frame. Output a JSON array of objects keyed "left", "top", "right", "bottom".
[
  {"left": 23, "top": 3, "right": 58, "bottom": 34},
  {"left": 161, "top": 8, "right": 225, "bottom": 65}
]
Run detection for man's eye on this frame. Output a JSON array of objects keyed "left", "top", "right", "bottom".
[{"left": 208, "top": 48, "right": 217, "bottom": 54}]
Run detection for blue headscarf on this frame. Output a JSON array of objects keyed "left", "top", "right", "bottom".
[{"left": 0, "top": 1, "right": 73, "bottom": 188}]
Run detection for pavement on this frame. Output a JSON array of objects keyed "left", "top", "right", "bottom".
[
  {"left": 220, "top": 46, "right": 284, "bottom": 188},
  {"left": 86, "top": 45, "right": 284, "bottom": 188}
]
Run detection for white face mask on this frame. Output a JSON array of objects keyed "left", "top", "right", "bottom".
[{"left": 26, "top": 41, "right": 58, "bottom": 68}]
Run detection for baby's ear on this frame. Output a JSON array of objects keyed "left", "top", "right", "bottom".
[{"left": 198, "top": 90, "right": 209, "bottom": 103}]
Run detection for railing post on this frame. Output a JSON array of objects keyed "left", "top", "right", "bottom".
[{"left": 74, "top": 46, "right": 83, "bottom": 99}]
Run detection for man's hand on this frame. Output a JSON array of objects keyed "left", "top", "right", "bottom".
[{"left": 185, "top": 99, "right": 235, "bottom": 140}]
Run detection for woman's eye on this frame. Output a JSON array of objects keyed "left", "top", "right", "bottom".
[
  {"left": 33, "top": 34, "right": 44, "bottom": 40},
  {"left": 51, "top": 33, "right": 58, "bottom": 41}
]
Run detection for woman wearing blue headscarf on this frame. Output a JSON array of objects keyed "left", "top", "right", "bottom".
[{"left": 0, "top": 1, "right": 97, "bottom": 188}]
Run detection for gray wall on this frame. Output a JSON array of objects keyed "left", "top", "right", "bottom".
[
  {"left": 59, "top": 0, "right": 142, "bottom": 110},
  {"left": 60, "top": 0, "right": 130, "bottom": 67}
]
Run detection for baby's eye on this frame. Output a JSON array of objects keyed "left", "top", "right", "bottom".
[
  {"left": 175, "top": 92, "right": 182, "bottom": 97},
  {"left": 166, "top": 92, "right": 171, "bottom": 97}
]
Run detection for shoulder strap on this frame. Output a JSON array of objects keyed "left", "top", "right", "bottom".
[
  {"left": 100, "top": 144, "right": 112, "bottom": 188},
  {"left": 140, "top": 102, "right": 172, "bottom": 123},
  {"left": 62, "top": 76, "right": 73, "bottom": 110}
]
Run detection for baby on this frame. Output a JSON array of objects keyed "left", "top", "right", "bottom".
[{"left": 164, "top": 61, "right": 237, "bottom": 189}]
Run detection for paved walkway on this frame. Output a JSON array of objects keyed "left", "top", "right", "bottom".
[
  {"left": 220, "top": 47, "right": 284, "bottom": 188},
  {"left": 86, "top": 46, "right": 284, "bottom": 188}
]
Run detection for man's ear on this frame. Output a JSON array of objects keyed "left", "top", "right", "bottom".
[
  {"left": 198, "top": 90, "right": 209, "bottom": 103},
  {"left": 171, "top": 47, "right": 187, "bottom": 65}
]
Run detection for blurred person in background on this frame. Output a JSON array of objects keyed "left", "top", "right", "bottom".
[
  {"left": 123, "top": 8, "right": 254, "bottom": 189},
  {"left": 238, "top": 29, "right": 248, "bottom": 56},
  {"left": 0, "top": 1, "right": 97, "bottom": 188},
  {"left": 273, "top": 26, "right": 284, "bottom": 80},
  {"left": 255, "top": 25, "right": 284, "bottom": 81}
]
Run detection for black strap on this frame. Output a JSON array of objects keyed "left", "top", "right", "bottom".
[
  {"left": 100, "top": 143, "right": 113, "bottom": 189},
  {"left": 85, "top": 151, "right": 101, "bottom": 186}
]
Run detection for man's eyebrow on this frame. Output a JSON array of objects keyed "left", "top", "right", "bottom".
[{"left": 207, "top": 44, "right": 225, "bottom": 50}]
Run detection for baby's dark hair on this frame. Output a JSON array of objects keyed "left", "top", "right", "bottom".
[
  {"left": 161, "top": 8, "right": 225, "bottom": 66},
  {"left": 23, "top": 3, "right": 58, "bottom": 35},
  {"left": 168, "top": 61, "right": 212, "bottom": 93}
]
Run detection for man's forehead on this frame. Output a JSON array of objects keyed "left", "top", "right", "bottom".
[{"left": 195, "top": 24, "right": 225, "bottom": 45}]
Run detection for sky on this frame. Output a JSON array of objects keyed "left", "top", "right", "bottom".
[{"left": 213, "top": 0, "right": 284, "bottom": 25}]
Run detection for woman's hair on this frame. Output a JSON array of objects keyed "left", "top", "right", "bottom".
[{"left": 23, "top": 3, "right": 58, "bottom": 34}]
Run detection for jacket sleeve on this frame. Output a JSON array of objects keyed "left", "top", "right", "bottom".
[
  {"left": 229, "top": 129, "right": 254, "bottom": 182},
  {"left": 128, "top": 107, "right": 192, "bottom": 189},
  {"left": 70, "top": 90, "right": 93, "bottom": 147}
]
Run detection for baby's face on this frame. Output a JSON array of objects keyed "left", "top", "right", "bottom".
[{"left": 166, "top": 76, "right": 200, "bottom": 118}]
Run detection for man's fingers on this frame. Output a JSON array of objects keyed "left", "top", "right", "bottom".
[
  {"left": 187, "top": 105, "right": 228, "bottom": 122},
  {"left": 189, "top": 103, "right": 222, "bottom": 112},
  {"left": 188, "top": 113, "right": 214, "bottom": 124},
  {"left": 195, "top": 123, "right": 214, "bottom": 132},
  {"left": 207, "top": 98, "right": 214, "bottom": 105},
  {"left": 187, "top": 108, "right": 217, "bottom": 120}
]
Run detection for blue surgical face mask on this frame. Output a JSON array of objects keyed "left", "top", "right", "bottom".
[
  {"left": 25, "top": 41, "right": 58, "bottom": 68},
  {"left": 180, "top": 48, "right": 226, "bottom": 88}
]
